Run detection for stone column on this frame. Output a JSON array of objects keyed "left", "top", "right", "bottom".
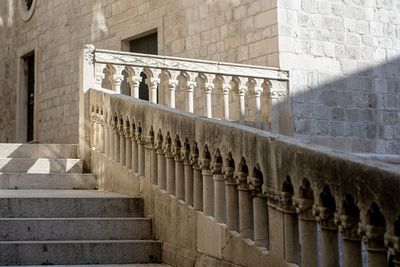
[
  {"left": 111, "top": 65, "right": 125, "bottom": 94},
  {"left": 315, "top": 206, "right": 339, "bottom": 267},
  {"left": 360, "top": 224, "right": 387, "bottom": 267},
  {"left": 294, "top": 197, "right": 318, "bottom": 267},
  {"left": 128, "top": 76, "right": 141, "bottom": 98},
  {"left": 237, "top": 158, "right": 253, "bottom": 239},
  {"left": 108, "top": 118, "right": 113, "bottom": 159},
  {"left": 213, "top": 149, "right": 225, "bottom": 224},
  {"left": 187, "top": 83, "right": 195, "bottom": 113},
  {"left": 225, "top": 153, "right": 239, "bottom": 231},
  {"left": 275, "top": 189, "right": 299, "bottom": 264},
  {"left": 183, "top": 139, "right": 193, "bottom": 206},
  {"left": 99, "top": 111, "right": 105, "bottom": 152},
  {"left": 104, "top": 117, "right": 110, "bottom": 157},
  {"left": 124, "top": 124, "right": 132, "bottom": 169},
  {"left": 148, "top": 127, "right": 158, "bottom": 185},
  {"left": 168, "top": 71, "right": 180, "bottom": 109},
  {"left": 119, "top": 121, "right": 126, "bottom": 166},
  {"left": 253, "top": 78, "right": 264, "bottom": 129},
  {"left": 202, "top": 145, "right": 213, "bottom": 217},
  {"left": 385, "top": 234, "right": 400, "bottom": 267},
  {"left": 249, "top": 164, "right": 268, "bottom": 247},
  {"left": 156, "top": 130, "right": 166, "bottom": 190},
  {"left": 336, "top": 214, "right": 362, "bottom": 267},
  {"left": 94, "top": 63, "right": 106, "bottom": 90},
  {"left": 132, "top": 125, "right": 138, "bottom": 173},
  {"left": 221, "top": 75, "right": 232, "bottom": 120},
  {"left": 147, "top": 69, "right": 161, "bottom": 104},
  {"left": 137, "top": 126, "right": 145, "bottom": 176},
  {"left": 238, "top": 86, "right": 247, "bottom": 123},
  {"left": 174, "top": 135, "right": 184, "bottom": 200},
  {"left": 203, "top": 74, "right": 214, "bottom": 118},
  {"left": 112, "top": 118, "right": 120, "bottom": 162},
  {"left": 165, "top": 133, "right": 175, "bottom": 195},
  {"left": 192, "top": 142, "right": 203, "bottom": 211}
]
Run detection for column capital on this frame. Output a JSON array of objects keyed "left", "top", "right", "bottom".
[
  {"left": 191, "top": 142, "right": 200, "bottom": 170},
  {"left": 173, "top": 134, "right": 183, "bottom": 161},
  {"left": 146, "top": 127, "right": 156, "bottom": 149},
  {"left": 212, "top": 149, "right": 223, "bottom": 175},
  {"left": 164, "top": 132, "right": 173, "bottom": 158},
  {"left": 236, "top": 157, "right": 249, "bottom": 191},
  {"left": 359, "top": 224, "right": 387, "bottom": 251},
  {"left": 183, "top": 139, "right": 191, "bottom": 165},
  {"left": 224, "top": 152, "right": 236, "bottom": 185},
  {"left": 293, "top": 197, "right": 315, "bottom": 221},
  {"left": 335, "top": 213, "right": 361, "bottom": 241},
  {"left": 314, "top": 205, "right": 337, "bottom": 230},
  {"left": 156, "top": 130, "right": 164, "bottom": 155},
  {"left": 201, "top": 144, "right": 211, "bottom": 170},
  {"left": 248, "top": 163, "right": 263, "bottom": 197}
]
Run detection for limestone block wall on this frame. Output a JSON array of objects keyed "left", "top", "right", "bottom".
[
  {"left": 277, "top": 0, "right": 400, "bottom": 153},
  {"left": 0, "top": 0, "right": 279, "bottom": 143}
]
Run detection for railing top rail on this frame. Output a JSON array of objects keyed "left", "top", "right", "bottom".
[{"left": 94, "top": 48, "right": 289, "bottom": 81}]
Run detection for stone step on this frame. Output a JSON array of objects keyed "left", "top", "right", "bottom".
[
  {"left": 0, "top": 158, "right": 83, "bottom": 173},
  {"left": 0, "top": 173, "right": 96, "bottom": 190},
  {"left": 0, "top": 217, "right": 152, "bottom": 241},
  {"left": 0, "top": 190, "right": 143, "bottom": 218},
  {"left": 0, "top": 240, "right": 162, "bottom": 265},
  {"left": 0, "top": 144, "right": 77, "bottom": 159}
]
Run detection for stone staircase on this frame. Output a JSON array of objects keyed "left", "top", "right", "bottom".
[{"left": 0, "top": 144, "right": 164, "bottom": 266}]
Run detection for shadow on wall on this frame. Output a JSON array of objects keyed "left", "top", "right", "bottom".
[{"left": 286, "top": 56, "right": 400, "bottom": 154}]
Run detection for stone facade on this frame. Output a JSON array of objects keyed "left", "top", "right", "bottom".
[
  {"left": 277, "top": 0, "right": 400, "bottom": 153},
  {"left": 0, "top": 0, "right": 399, "bottom": 154}
]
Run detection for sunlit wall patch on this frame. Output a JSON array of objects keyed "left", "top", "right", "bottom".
[{"left": 19, "top": 0, "right": 37, "bottom": 21}]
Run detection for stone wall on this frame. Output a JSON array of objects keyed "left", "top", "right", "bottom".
[
  {"left": 0, "top": 0, "right": 279, "bottom": 143},
  {"left": 277, "top": 0, "right": 400, "bottom": 153}
]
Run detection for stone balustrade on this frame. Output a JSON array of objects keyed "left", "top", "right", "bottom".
[
  {"left": 86, "top": 86, "right": 400, "bottom": 267},
  {"left": 80, "top": 46, "right": 400, "bottom": 267},
  {"left": 85, "top": 45, "right": 291, "bottom": 135}
]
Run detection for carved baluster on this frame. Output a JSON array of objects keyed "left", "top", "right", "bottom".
[
  {"left": 112, "top": 116, "right": 120, "bottom": 162},
  {"left": 137, "top": 124, "right": 145, "bottom": 176},
  {"left": 269, "top": 80, "right": 288, "bottom": 134},
  {"left": 225, "top": 153, "right": 239, "bottom": 231},
  {"left": 236, "top": 77, "right": 248, "bottom": 123},
  {"left": 99, "top": 108, "right": 105, "bottom": 152},
  {"left": 192, "top": 142, "right": 203, "bottom": 211},
  {"left": 168, "top": 70, "right": 180, "bottom": 109},
  {"left": 184, "top": 72, "right": 197, "bottom": 113},
  {"left": 202, "top": 145, "right": 213, "bottom": 216},
  {"left": 157, "top": 130, "right": 166, "bottom": 190},
  {"left": 183, "top": 139, "right": 193, "bottom": 205},
  {"left": 94, "top": 63, "right": 106, "bottom": 89},
  {"left": 174, "top": 135, "right": 184, "bottom": 199},
  {"left": 147, "top": 68, "right": 162, "bottom": 103},
  {"left": 124, "top": 121, "right": 132, "bottom": 169},
  {"left": 126, "top": 67, "right": 142, "bottom": 98},
  {"left": 131, "top": 123, "right": 138, "bottom": 172},
  {"left": 276, "top": 176, "right": 299, "bottom": 264},
  {"left": 335, "top": 194, "right": 362, "bottom": 267},
  {"left": 104, "top": 113, "right": 110, "bottom": 156},
  {"left": 220, "top": 75, "right": 232, "bottom": 120},
  {"left": 148, "top": 127, "right": 158, "bottom": 185},
  {"left": 110, "top": 65, "right": 125, "bottom": 94},
  {"left": 293, "top": 179, "right": 318, "bottom": 267},
  {"left": 202, "top": 74, "right": 214, "bottom": 118},
  {"left": 213, "top": 149, "right": 225, "bottom": 223},
  {"left": 165, "top": 132, "right": 175, "bottom": 195},
  {"left": 249, "top": 164, "right": 268, "bottom": 247},
  {"left": 119, "top": 117, "right": 126, "bottom": 166},
  {"left": 314, "top": 185, "right": 339, "bottom": 267},
  {"left": 253, "top": 78, "right": 264, "bottom": 128},
  {"left": 359, "top": 203, "right": 387, "bottom": 267},
  {"left": 237, "top": 157, "right": 253, "bottom": 239}
]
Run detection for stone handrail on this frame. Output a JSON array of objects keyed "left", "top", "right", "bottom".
[
  {"left": 86, "top": 84, "right": 400, "bottom": 266},
  {"left": 81, "top": 45, "right": 291, "bottom": 135}
]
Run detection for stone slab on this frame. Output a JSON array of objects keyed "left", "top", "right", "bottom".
[
  {"left": 0, "top": 144, "right": 78, "bottom": 159},
  {"left": 0, "top": 240, "right": 162, "bottom": 265},
  {"left": 0, "top": 158, "right": 83, "bottom": 173},
  {"left": 0, "top": 190, "right": 144, "bottom": 218},
  {"left": 0, "top": 217, "right": 152, "bottom": 241},
  {"left": 0, "top": 173, "right": 96, "bottom": 190}
]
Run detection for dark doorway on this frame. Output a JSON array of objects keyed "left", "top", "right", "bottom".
[
  {"left": 129, "top": 32, "right": 158, "bottom": 101},
  {"left": 24, "top": 53, "right": 35, "bottom": 142}
]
